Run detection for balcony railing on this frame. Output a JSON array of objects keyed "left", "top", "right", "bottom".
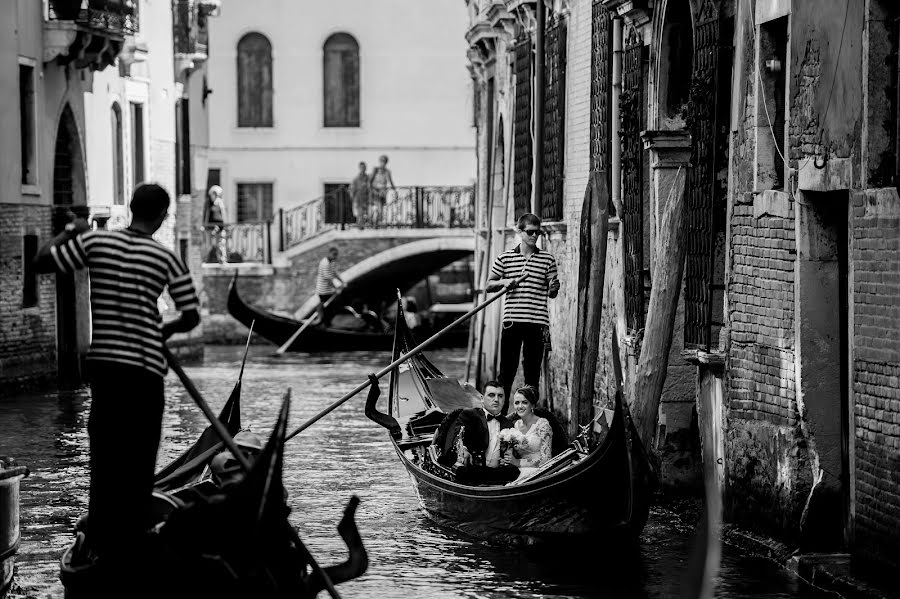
[
  {"left": 47, "top": 0, "right": 139, "bottom": 35},
  {"left": 172, "top": 0, "right": 208, "bottom": 56},
  {"left": 202, "top": 221, "right": 272, "bottom": 264},
  {"left": 279, "top": 186, "right": 475, "bottom": 251}
]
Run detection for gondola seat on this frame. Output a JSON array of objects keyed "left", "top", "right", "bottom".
[{"left": 430, "top": 408, "right": 466, "bottom": 466}]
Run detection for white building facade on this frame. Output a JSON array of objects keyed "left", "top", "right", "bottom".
[{"left": 205, "top": 0, "right": 477, "bottom": 227}]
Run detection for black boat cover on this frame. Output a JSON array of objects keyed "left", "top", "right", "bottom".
[{"left": 423, "top": 377, "right": 481, "bottom": 413}]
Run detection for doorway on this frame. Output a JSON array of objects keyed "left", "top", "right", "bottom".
[
  {"left": 53, "top": 105, "right": 88, "bottom": 387},
  {"left": 797, "top": 190, "right": 851, "bottom": 550}
]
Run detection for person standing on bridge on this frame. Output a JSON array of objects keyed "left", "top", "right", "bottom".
[
  {"left": 33, "top": 183, "right": 200, "bottom": 589},
  {"left": 369, "top": 154, "right": 396, "bottom": 228},
  {"left": 316, "top": 246, "right": 345, "bottom": 327},
  {"left": 486, "top": 213, "right": 560, "bottom": 415},
  {"left": 350, "top": 161, "right": 371, "bottom": 228}
]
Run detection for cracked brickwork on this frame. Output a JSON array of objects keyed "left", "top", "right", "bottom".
[
  {"left": 0, "top": 204, "right": 57, "bottom": 390},
  {"left": 850, "top": 189, "right": 900, "bottom": 572}
]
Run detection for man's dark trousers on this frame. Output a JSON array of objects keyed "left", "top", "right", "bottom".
[
  {"left": 87, "top": 361, "right": 164, "bottom": 563},
  {"left": 498, "top": 321, "right": 544, "bottom": 414}
]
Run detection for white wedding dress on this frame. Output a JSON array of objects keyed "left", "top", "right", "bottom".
[{"left": 511, "top": 417, "right": 553, "bottom": 482}]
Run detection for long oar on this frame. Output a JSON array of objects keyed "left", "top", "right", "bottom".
[
  {"left": 285, "top": 281, "right": 518, "bottom": 442},
  {"left": 162, "top": 346, "right": 343, "bottom": 599},
  {"left": 276, "top": 292, "right": 342, "bottom": 355}
]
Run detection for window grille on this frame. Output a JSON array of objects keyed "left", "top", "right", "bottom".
[
  {"left": 622, "top": 26, "right": 645, "bottom": 335},
  {"left": 589, "top": 2, "right": 612, "bottom": 214},
  {"left": 512, "top": 37, "right": 533, "bottom": 220},
  {"left": 541, "top": 18, "right": 567, "bottom": 222},
  {"left": 237, "top": 183, "right": 274, "bottom": 222},
  {"left": 684, "top": 0, "right": 729, "bottom": 350}
]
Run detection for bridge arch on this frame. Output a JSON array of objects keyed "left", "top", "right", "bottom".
[{"left": 295, "top": 236, "right": 474, "bottom": 318}]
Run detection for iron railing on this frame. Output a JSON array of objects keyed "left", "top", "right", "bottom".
[
  {"left": 203, "top": 221, "right": 272, "bottom": 264},
  {"left": 47, "top": 0, "right": 139, "bottom": 35},
  {"left": 172, "top": 0, "right": 208, "bottom": 56},
  {"left": 280, "top": 185, "right": 475, "bottom": 251}
]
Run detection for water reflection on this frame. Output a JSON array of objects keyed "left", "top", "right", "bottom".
[{"left": 2, "top": 346, "right": 806, "bottom": 598}]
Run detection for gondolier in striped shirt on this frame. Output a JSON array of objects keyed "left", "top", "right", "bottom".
[
  {"left": 486, "top": 213, "right": 560, "bottom": 415},
  {"left": 35, "top": 183, "right": 200, "bottom": 578},
  {"left": 315, "top": 246, "right": 345, "bottom": 326}
]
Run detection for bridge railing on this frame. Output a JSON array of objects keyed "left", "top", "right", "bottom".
[
  {"left": 279, "top": 185, "right": 475, "bottom": 251},
  {"left": 202, "top": 221, "right": 272, "bottom": 264}
]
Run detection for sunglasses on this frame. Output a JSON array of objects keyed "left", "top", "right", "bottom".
[{"left": 519, "top": 229, "right": 541, "bottom": 237}]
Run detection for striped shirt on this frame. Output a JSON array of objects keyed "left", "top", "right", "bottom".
[
  {"left": 51, "top": 229, "right": 199, "bottom": 377},
  {"left": 491, "top": 245, "right": 558, "bottom": 326},
  {"left": 316, "top": 257, "right": 337, "bottom": 295}
]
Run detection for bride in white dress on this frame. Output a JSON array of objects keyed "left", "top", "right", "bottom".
[{"left": 500, "top": 385, "right": 553, "bottom": 482}]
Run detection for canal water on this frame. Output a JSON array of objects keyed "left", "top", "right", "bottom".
[{"left": 1, "top": 346, "right": 812, "bottom": 598}]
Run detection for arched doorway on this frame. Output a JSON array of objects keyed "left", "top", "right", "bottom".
[{"left": 53, "top": 104, "right": 88, "bottom": 387}]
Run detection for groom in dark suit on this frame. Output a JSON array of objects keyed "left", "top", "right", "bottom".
[{"left": 444, "top": 381, "right": 520, "bottom": 485}]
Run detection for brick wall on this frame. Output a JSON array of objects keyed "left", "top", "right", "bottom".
[
  {"left": 851, "top": 188, "right": 900, "bottom": 571},
  {"left": 0, "top": 204, "right": 57, "bottom": 389},
  {"left": 724, "top": 10, "right": 810, "bottom": 538}
]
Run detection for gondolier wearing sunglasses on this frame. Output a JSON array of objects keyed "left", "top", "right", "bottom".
[
  {"left": 486, "top": 213, "right": 560, "bottom": 415},
  {"left": 34, "top": 183, "right": 200, "bottom": 585}
]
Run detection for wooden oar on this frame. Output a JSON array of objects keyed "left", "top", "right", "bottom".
[
  {"left": 238, "top": 319, "right": 255, "bottom": 378},
  {"left": 162, "top": 346, "right": 343, "bottom": 599},
  {"left": 275, "top": 292, "right": 342, "bottom": 355},
  {"left": 285, "top": 280, "right": 519, "bottom": 441}
]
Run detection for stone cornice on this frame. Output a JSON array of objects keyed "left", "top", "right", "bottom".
[{"left": 600, "top": 0, "right": 653, "bottom": 27}]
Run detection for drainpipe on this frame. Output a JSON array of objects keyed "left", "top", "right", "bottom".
[
  {"left": 611, "top": 18, "right": 623, "bottom": 215},
  {"left": 533, "top": 0, "right": 546, "bottom": 214}
]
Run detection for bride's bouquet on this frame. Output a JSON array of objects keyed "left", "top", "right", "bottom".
[{"left": 499, "top": 428, "right": 525, "bottom": 460}]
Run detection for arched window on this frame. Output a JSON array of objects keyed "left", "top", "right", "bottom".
[
  {"left": 323, "top": 33, "right": 359, "bottom": 127},
  {"left": 111, "top": 102, "right": 124, "bottom": 205},
  {"left": 237, "top": 32, "right": 273, "bottom": 127}
]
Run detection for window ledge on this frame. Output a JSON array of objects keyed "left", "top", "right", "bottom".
[
  {"left": 542, "top": 221, "right": 567, "bottom": 234},
  {"left": 681, "top": 348, "right": 725, "bottom": 368},
  {"left": 21, "top": 184, "right": 41, "bottom": 197}
]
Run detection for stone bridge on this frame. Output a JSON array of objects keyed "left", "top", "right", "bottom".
[{"left": 202, "top": 228, "right": 474, "bottom": 343}]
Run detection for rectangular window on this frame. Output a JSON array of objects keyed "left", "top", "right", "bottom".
[
  {"left": 323, "top": 183, "right": 351, "bottom": 224},
  {"left": 19, "top": 63, "right": 36, "bottom": 186},
  {"left": 179, "top": 238, "right": 189, "bottom": 265},
  {"left": 22, "top": 234, "right": 39, "bottom": 308},
  {"left": 175, "top": 99, "right": 192, "bottom": 196},
  {"left": 757, "top": 16, "right": 788, "bottom": 191},
  {"left": 236, "top": 183, "right": 273, "bottom": 222},
  {"left": 131, "top": 102, "right": 145, "bottom": 186}
]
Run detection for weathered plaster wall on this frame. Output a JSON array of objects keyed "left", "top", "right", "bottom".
[{"left": 788, "top": 0, "right": 864, "bottom": 171}]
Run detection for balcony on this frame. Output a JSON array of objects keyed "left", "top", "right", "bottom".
[
  {"left": 173, "top": 0, "right": 219, "bottom": 78},
  {"left": 44, "top": 0, "right": 139, "bottom": 71}
]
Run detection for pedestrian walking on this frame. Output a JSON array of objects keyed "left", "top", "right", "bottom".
[
  {"left": 316, "top": 246, "right": 345, "bottom": 327},
  {"left": 350, "top": 161, "right": 370, "bottom": 228},
  {"left": 34, "top": 183, "right": 200, "bottom": 591},
  {"left": 369, "top": 154, "right": 396, "bottom": 228},
  {"left": 486, "top": 213, "right": 560, "bottom": 415},
  {"left": 204, "top": 184, "right": 227, "bottom": 263}
]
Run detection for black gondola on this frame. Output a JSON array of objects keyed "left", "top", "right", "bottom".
[
  {"left": 60, "top": 395, "right": 367, "bottom": 598},
  {"left": 228, "top": 273, "right": 394, "bottom": 352},
  {"left": 365, "top": 302, "right": 656, "bottom": 545}
]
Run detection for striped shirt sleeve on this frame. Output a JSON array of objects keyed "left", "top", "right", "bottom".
[
  {"left": 50, "top": 233, "right": 89, "bottom": 274},
  {"left": 490, "top": 254, "right": 506, "bottom": 279},
  {"left": 546, "top": 255, "right": 558, "bottom": 286},
  {"left": 167, "top": 255, "right": 199, "bottom": 311}
]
